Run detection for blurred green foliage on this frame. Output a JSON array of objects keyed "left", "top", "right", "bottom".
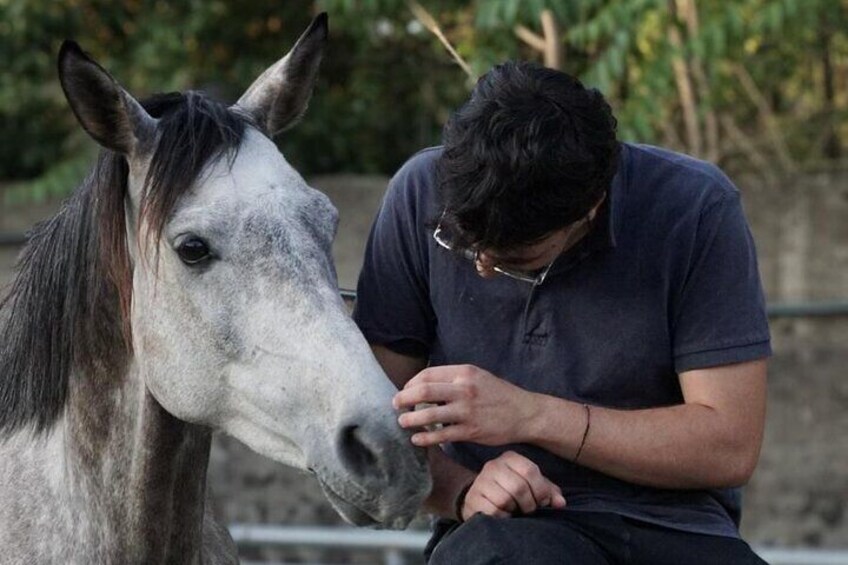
[
  {"left": 328, "top": 0, "right": 847, "bottom": 172},
  {"left": 0, "top": 0, "right": 467, "bottom": 203},
  {"left": 1, "top": 0, "right": 846, "bottom": 204}
]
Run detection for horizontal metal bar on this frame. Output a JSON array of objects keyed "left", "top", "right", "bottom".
[
  {"left": 229, "top": 524, "right": 430, "bottom": 551},
  {"left": 766, "top": 300, "right": 848, "bottom": 318},
  {"left": 0, "top": 231, "right": 27, "bottom": 246},
  {"left": 755, "top": 548, "right": 848, "bottom": 564},
  {"left": 230, "top": 524, "right": 848, "bottom": 565},
  {"left": 342, "top": 288, "right": 848, "bottom": 318}
]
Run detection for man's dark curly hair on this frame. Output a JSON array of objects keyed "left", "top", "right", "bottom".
[{"left": 436, "top": 61, "right": 620, "bottom": 251}]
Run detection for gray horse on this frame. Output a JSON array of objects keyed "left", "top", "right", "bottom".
[{"left": 0, "top": 14, "right": 429, "bottom": 564}]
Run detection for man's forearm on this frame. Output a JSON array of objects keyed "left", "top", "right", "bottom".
[
  {"left": 526, "top": 396, "right": 759, "bottom": 489},
  {"left": 523, "top": 360, "right": 767, "bottom": 490}
]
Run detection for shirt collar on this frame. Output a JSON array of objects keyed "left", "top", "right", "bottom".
[
  {"left": 596, "top": 142, "right": 627, "bottom": 250},
  {"left": 546, "top": 144, "right": 626, "bottom": 277}
]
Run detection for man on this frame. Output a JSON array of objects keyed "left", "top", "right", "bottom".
[{"left": 354, "top": 61, "right": 769, "bottom": 564}]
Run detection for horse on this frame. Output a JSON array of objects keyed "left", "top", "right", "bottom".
[{"left": 0, "top": 14, "right": 430, "bottom": 564}]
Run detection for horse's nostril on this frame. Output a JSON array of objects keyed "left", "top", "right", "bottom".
[{"left": 338, "top": 424, "right": 379, "bottom": 478}]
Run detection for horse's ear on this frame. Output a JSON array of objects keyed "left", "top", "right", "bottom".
[
  {"left": 58, "top": 41, "right": 157, "bottom": 156},
  {"left": 234, "top": 12, "right": 328, "bottom": 137}
]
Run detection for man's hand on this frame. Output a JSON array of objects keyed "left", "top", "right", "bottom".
[
  {"left": 393, "top": 364, "right": 538, "bottom": 447},
  {"left": 460, "top": 451, "right": 566, "bottom": 521}
]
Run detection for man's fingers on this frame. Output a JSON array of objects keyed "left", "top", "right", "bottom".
[
  {"left": 480, "top": 455, "right": 540, "bottom": 515},
  {"left": 393, "top": 383, "right": 461, "bottom": 409},
  {"left": 516, "top": 474, "right": 555, "bottom": 510},
  {"left": 491, "top": 467, "right": 537, "bottom": 515},
  {"left": 462, "top": 452, "right": 567, "bottom": 523},
  {"left": 500, "top": 451, "right": 567, "bottom": 510},
  {"left": 409, "top": 424, "right": 470, "bottom": 447},
  {"left": 527, "top": 479, "right": 566, "bottom": 509},
  {"left": 538, "top": 477, "right": 566, "bottom": 508},
  {"left": 466, "top": 491, "right": 510, "bottom": 519},
  {"left": 551, "top": 489, "right": 567, "bottom": 508},
  {"left": 475, "top": 480, "right": 518, "bottom": 515},
  {"left": 397, "top": 404, "right": 458, "bottom": 429},
  {"left": 402, "top": 366, "right": 461, "bottom": 389}
]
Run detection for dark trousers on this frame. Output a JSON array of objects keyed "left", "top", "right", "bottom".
[{"left": 425, "top": 510, "right": 768, "bottom": 564}]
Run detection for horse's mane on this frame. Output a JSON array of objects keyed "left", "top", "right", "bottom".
[{"left": 0, "top": 91, "right": 248, "bottom": 436}]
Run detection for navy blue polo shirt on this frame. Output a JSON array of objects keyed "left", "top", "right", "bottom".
[{"left": 354, "top": 143, "right": 771, "bottom": 538}]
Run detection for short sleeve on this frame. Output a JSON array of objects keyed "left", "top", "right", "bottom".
[
  {"left": 672, "top": 191, "right": 771, "bottom": 372},
  {"left": 353, "top": 151, "right": 438, "bottom": 358}
]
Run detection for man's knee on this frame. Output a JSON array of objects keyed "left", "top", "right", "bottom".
[
  {"left": 427, "top": 513, "right": 608, "bottom": 565},
  {"left": 428, "top": 515, "right": 516, "bottom": 565}
]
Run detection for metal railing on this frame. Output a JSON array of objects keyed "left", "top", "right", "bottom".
[
  {"left": 766, "top": 300, "right": 848, "bottom": 318},
  {"left": 230, "top": 524, "right": 428, "bottom": 565},
  {"left": 757, "top": 548, "right": 848, "bottom": 564},
  {"left": 342, "top": 287, "right": 848, "bottom": 319},
  {"left": 230, "top": 524, "right": 848, "bottom": 565},
  {"left": 0, "top": 231, "right": 27, "bottom": 247}
]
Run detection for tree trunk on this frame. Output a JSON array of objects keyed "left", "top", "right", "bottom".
[
  {"left": 667, "top": 0, "right": 702, "bottom": 157},
  {"left": 821, "top": 21, "right": 840, "bottom": 159},
  {"left": 680, "top": 0, "right": 719, "bottom": 162}
]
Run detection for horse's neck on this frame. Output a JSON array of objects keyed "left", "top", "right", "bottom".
[{"left": 65, "top": 362, "right": 212, "bottom": 562}]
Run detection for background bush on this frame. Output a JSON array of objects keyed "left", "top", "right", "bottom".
[{"left": 1, "top": 0, "right": 845, "bottom": 203}]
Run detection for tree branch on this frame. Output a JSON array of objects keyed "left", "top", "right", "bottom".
[
  {"left": 540, "top": 9, "right": 563, "bottom": 70},
  {"left": 514, "top": 25, "right": 546, "bottom": 52},
  {"left": 667, "top": 0, "right": 702, "bottom": 156},
  {"left": 514, "top": 10, "right": 564, "bottom": 70},
  {"left": 407, "top": 0, "right": 476, "bottom": 81},
  {"left": 720, "top": 114, "right": 777, "bottom": 186},
  {"left": 731, "top": 64, "right": 796, "bottom": 172}
]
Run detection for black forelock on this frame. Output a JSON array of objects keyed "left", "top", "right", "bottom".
[{"left": 141, "top": 91, "right": 248, "bottom": 243}]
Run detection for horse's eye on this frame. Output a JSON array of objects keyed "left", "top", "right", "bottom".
[{"left": 176, "top": 237, "right": 212, "bottom": 265}]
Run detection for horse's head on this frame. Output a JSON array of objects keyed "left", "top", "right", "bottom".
[{"left": 57, "top": 14, "right": 430, "bottom": 528}]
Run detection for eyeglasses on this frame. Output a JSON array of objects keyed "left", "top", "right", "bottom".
[
  {"left": 432, "top": 195, "right": 605, "bottom": 286},
  {"left": 437, "top": 226, "right": 554, "bottom": 286},
  {"left": 433, "top": 217, "right": 583, "bottom": 287}
]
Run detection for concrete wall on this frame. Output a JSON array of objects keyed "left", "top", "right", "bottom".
[{"left": 736, "top": 169, "right": 848, "bottom": 548}]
